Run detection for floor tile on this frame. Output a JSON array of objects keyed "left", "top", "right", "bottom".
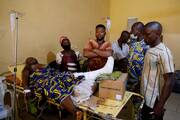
[
  {"left": 164, "top": 110, "right": 180, "bottom": 120},
  {"left": 165, "top": 93, "right": 179, "bottom": 112}
]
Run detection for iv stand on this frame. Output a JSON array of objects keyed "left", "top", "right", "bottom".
[
  {"left": 10, "top": 11, "right": 19, "bottom": 120},
  {"left": 13, "top": 15, "right": 18, "bottom": 120}
]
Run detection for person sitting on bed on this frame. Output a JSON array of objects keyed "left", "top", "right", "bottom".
[
  {"left": 83, "top": 24, "right": 112, "bottom": 71},
  {"left": 56, "top": 36, "right": 81, "bottom": 72},
  {"left": 22, "top": 56, "right": 114, "bottom": 119}
]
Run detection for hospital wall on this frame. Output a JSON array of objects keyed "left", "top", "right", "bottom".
[
  {"left": 0, "top": 0, "right": 109, "bottom": 73},
  {"left": 110, "top": 0, "right": 180, "bottom": 70}
]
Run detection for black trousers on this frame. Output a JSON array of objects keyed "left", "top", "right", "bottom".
[{"left": 140, "top": 104, "right": 164, "bottom": 120}]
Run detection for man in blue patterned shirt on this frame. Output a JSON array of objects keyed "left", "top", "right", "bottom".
[{"left": 127, "top": 22, "right": 149, "bottom": 93}]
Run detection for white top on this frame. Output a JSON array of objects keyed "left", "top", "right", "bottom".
[
  {"left": 141, "top": 43, "right": 174, "bottom": 108},
  {"left": 112, "top": 41, "right": 129, "bottom": 60}
]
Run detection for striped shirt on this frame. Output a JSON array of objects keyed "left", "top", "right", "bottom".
[{"left": 141, "top": 43, "right": 174, "bottom": 108}]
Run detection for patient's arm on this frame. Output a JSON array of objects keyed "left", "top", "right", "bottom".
[
  {"left": 22, "top": 69, "right": 30, "bottom": 88},
  {"left": 34, "top": 64, "right": 45, "bottom": 69},
  {"left": 22, "top": 64, "right": 45, "bottom": 88}
]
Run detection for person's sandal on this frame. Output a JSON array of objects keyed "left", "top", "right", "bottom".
[
  {"left": 73, "top": 108, "right": 83, "bottom": 120},
  {"left": 76, "top": 110, "right": 82, "bottom": 120}
]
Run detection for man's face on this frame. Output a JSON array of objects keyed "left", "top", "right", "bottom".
[
  {"left": 122, "top": 33, "right": 130, "bottom": 43},
  {"left": 131, "top": 26, "right": 138, "bottom": 36},
  {"left": 118, "top": 33, "right": 129, "bottom": 45},
  {"left": 144, "top": 27, "right": 159, "bottom": 46},
  {"left": 96, "top": 27, "right": 106, "bottom": 41},
  {"left": 61, "top": 38, "right": 71, "bottom": 50}
]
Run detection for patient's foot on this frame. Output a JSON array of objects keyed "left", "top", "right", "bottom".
[
  {"left": 76, "top": 110, "right": 83, "bottom": 120},
  {"left": 100, "top": 56, "right": 114, "bottom": 74}
]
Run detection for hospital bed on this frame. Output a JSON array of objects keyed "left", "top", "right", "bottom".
[
  {"left": 4, "top": 64, "right": 63, "bottom": 119},
  {"left": 3, "top": 64, "right": 144, "bottom": 120},
  {"left": 78, "top": 91, "right": 144, "bottom": 120}
]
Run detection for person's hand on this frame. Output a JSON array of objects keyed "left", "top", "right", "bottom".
[
  {"left": 23, "top": 88, "right": 31, "bottom": 98},
  {"left": 24, "top": 86, "right": 31, "bottom": 94},
  {"left": 24, "top": 89, "right": 31, "bottom": 94},
  {"left": 93, "top": 49, "right": 98, "bottom": 53},
  {"left": 153, "top": 102, "right": 164, "bottom": 117},
  {"left": 34, "top": 64, "right": 45, "bottom": 69},
  {"left": 89, "top": 39, "right": 99, "bottom": 49}
]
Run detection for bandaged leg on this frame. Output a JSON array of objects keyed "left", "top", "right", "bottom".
[
  {"left": 73, "top": 56, "right": 114, "bottom": 80},
  {"left": 72, "top": 56, "right": 114, "bottom": 103}
]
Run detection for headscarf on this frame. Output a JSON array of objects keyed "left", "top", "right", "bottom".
[
  {"left": 25, "top": 57, "right": 38, "bottom": 66},
  {"left": 59, "top": 36, "right": 68, "bottom": 44}
]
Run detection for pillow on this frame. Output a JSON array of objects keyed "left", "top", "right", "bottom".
[{"left": 6, "top": 64, "right": 25, "bottom": 86}]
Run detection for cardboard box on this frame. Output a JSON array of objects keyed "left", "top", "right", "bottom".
[{"left": 99, "top": 73, "right": 127, "bottom": 101}]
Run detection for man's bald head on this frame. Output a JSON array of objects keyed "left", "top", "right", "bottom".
[
  {"left": 145, "top": 21, "right": 162, "bottom": 35},
  {"left": 131, "top": 22, "right": 144, "bottom": 33},
  {"left": 132, "top": 22, "right": 144, "bottom": 30},
  {"left": 144, "top": 21, "right": 163, "bottom": 47},
  {"left": 131, "top": 22, "right": 144, "bottom": 41}
]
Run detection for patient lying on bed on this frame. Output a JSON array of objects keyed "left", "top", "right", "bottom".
[{"left": 22, "top": 56, "right": 114, "bottom": 119}]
